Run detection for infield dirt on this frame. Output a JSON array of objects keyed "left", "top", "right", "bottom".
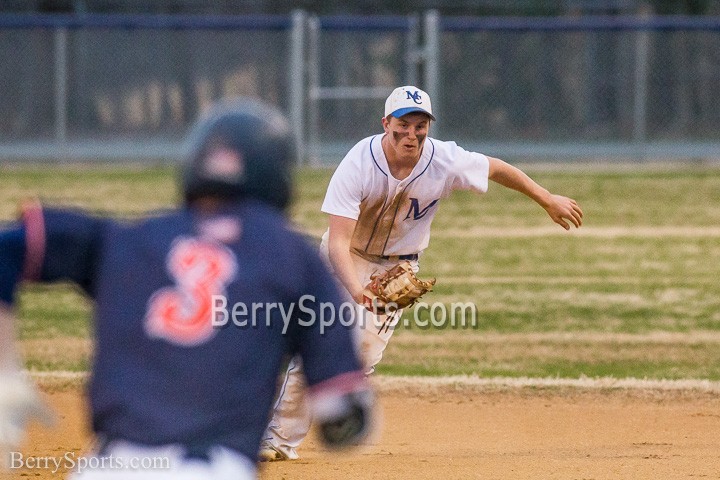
[{"left": 6, "top": 381, "right": 720, "bottom": 480}]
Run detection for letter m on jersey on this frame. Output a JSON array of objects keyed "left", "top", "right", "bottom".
[{"left": 405, "top": 198, "right": 439, "bottom": 221}]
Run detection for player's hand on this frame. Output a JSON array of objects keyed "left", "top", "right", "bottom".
[
  {"left": 543, "top": 194, "right": 583, "bottom": 230},
  {"left": 0, "top": 373, "right": 55, "bottom": 455},
  {"left": 311, "top": 376, "right": 374, "bottom": 450}
]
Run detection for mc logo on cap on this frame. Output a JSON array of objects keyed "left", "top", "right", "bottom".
[{"left": 385, "top": 85, "right": 436, "bottom": 121}]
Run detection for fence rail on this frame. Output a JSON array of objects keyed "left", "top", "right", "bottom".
[
  {"left": 440, "top": 15, "right": 720, "bottom": 31},
  {"left": 1, "top": 12, "right": 719, "bottom": 163},
  {"left": 0, "top": 13, "right": 293, "bottom": 29}
]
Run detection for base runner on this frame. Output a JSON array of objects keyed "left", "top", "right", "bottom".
[{"left": 0, "top": 99, "right": 374, "bottom": 479}]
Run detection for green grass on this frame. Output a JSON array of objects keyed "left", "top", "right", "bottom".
[
  {"left": 24, "top": 355, "right": 90, "bottom": 373},
  {"left": 3, "top": 164, "right": 720, "bottom": 379},
  {"left": 427, "top": 169, "right": 720, "bottom": 230},
  {"left": 17, "top": 285, "right": 92, "bottom": 339},
  {"left": 0, "top": 165, "right": 177, "bottom": 219}
]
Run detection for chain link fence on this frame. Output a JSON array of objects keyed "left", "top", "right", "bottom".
[
  {"left": 435, "top": 16, "right": 720, "bottom": 160},
  {"left": 0, "top": 12, "right": 718, "bottom": 163}
]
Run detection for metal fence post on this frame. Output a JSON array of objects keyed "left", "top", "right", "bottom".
[
  {"left": 424, "top": 10, "right": 440, "bottom": 138},
  {"left": 54, "top": 27, "right": 69, "bottom": 148},
  {"left": 632, "top": 14, "right": 651, "bottom": 155},
  {"left": 307, "top": 15, "right": 321, "bottom": 166},
  {"left": 289, "top": 9, "right": 307, "bottom": 166},
  {"left": 405, "top": 14, "right": 420, "bottom": 86}
]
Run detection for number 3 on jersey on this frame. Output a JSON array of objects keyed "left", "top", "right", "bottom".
[{"left": 145, "top": 236, "right": 237, "bottom": 346}]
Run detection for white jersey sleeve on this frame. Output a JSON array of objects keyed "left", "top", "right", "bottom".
[
  {"left": 321, "top": 143, "right": 364, "bottom": 220},
  {"left": 319, "top": 136, "right": 491, "bottom": 257},
  {"left": 444, "top": 141, "right": 490, "bottom": 194}
]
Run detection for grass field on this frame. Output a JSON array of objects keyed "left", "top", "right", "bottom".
[{"left": 3, "top": 163, "right": 720, "bottom": 381}]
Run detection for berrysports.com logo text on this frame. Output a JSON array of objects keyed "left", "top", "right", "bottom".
[
  {"left": 211, "top": 295, "right": 478, "bottom": 334},
  {"left": 6, "top": 452, "right": 170, "bottom": 475}
]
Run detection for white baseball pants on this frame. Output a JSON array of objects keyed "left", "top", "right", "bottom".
[
  {"left": 67, "top": 440, "right": 256, "bottom": 480},
  {"left": 262, "top": 237, "right": 415, "bottom": 459}
]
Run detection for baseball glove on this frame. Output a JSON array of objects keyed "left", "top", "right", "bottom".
[{"left": 362, "top": 261, "right": 435, "bottom": 314}]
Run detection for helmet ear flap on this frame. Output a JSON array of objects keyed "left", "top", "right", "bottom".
[{"left": 181, "top": 98, "right": 296, "bottom": 210}]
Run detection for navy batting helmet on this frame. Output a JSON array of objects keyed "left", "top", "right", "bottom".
[{"left": 181, "top": 98, "right": 296, "bottom": 210}]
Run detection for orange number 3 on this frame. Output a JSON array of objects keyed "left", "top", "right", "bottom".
[{"left": 145, "top": 236, "right": 237, "bottom": 346}]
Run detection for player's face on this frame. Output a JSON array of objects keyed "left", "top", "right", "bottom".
[{"left": 382, "top": 113, "right": 431, "bottom": 162}]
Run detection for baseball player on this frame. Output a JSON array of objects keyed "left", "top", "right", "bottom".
[
  {"left": 0, "top": 99, "right": 373, "bottom": 479},
  {"left": 260, "top": 85, "right": 583, "bottom": 461}
]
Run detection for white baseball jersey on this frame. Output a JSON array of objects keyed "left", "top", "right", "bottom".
[{"left": 321, "top": 134, "right": 490, "bottom": 256}]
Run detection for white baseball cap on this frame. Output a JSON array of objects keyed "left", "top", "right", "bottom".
[{"left": 384, "top": 85, "right": 435, "bottom": 121}]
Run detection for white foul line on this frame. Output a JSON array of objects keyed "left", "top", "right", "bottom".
[
  {"left": 373, "top": 375, "right": 720, "bottom": 393},
  {"left": 27, "top": 370, "right": 720, "bottom": 393}
]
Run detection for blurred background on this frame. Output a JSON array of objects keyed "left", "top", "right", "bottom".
[{"left": 1, "top": 0, "right": 719, "bottom": 164}]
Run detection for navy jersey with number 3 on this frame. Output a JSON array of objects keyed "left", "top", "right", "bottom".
[{"left": 14, "top": 200, "right": 362, "bottom": 460}]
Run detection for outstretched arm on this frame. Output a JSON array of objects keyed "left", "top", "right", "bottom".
[{"left": 487, "top": 156, "right": 583, "bottom": 230}]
